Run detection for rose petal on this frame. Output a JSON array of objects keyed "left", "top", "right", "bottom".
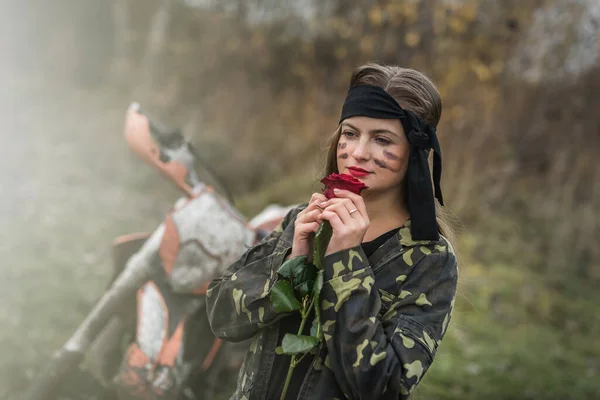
[{"left": 321, "top": 173, "right": 368, "bottom": 198}]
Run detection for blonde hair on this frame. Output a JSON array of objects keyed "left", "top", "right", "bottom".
[{"left": 324, "top": 62, "right": 456, "bottom": 245}]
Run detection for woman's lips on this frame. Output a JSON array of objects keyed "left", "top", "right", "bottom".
[{"left": 347, "top": 167, "right": 371, "bottom": 177}]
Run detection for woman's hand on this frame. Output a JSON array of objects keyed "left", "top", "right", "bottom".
[
  {"left": 289, "top": 193, "right": 328, "bottom": 259},
  {"left": 318, "top": 189, "right": 370, "bottom": 256}
]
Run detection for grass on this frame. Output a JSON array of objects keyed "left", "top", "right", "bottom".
[{"left": 415, "top": 245, "right": 600, "bottom": 400}]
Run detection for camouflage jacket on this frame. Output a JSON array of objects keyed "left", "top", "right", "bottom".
[{"left": 206, "top": 205, "right": 458, "bottom": 400}]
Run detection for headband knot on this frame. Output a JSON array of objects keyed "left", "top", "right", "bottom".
[
  {"left": 339, "top": 85, "right": 444, "bottom": 241},
  {"left": 406, "top": 127, "right": 432, "bottom": 149}
]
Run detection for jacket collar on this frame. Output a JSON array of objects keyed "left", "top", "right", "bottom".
[
  {"left": 398, "top": 219, "right": 439, "bottom": 247},
  {"left": 367, "top": 219, "right": 439, "bottom": 268}
]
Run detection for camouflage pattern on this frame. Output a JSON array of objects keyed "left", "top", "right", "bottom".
[{"left": 206, "top": 205, "right": 458, "bottom": 400}]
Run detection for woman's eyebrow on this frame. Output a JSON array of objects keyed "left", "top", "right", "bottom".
[
  {"left": 342, "top": 122, "right": 400, "bottom": 137},
  {"left": 341, "top": 122, "right": 360, "bottom": 131},
  {"left": 370, "top": 128, "right": 401, "bottom": 137}
]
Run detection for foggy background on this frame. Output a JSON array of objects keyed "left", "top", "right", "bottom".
[{"left": 1, "top": 0, "right": 599, "bottom": 399}]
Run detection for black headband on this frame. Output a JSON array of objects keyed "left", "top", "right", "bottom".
[{"left": 340, "top": 85, "right": 444, "bottom": 241}]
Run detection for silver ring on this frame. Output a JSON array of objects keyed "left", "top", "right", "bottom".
[{"left": 349, "top": 208, "right": 358, "bottom": 215}]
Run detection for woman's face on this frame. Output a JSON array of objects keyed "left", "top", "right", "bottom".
[{"left": 336, "top": 116, "right": 410, "bottom": 197}]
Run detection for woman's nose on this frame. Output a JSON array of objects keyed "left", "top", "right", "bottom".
[{"left": 351, "top": 139, "right": 371, "bottom": 161}]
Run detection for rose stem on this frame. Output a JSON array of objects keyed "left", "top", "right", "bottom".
[{"left": 280, "top": 296, "right": 316, "bottom": 400}]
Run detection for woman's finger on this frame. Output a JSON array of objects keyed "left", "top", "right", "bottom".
[
  {"left": 299, "top": 209, "right": 322, "bottom": 224},
  {"left": 319, "top": 210, "right": 345, "bottom": 233},
  {"left": 324, "top": 202, "right": 357, "bottom": 226},
  {"left": 320, "top": 197, "right": 357, "bottom": 213},
  {"left": 309, "top": 193, "right": 328, "bottom": 207},
  {"left": 297, "top": 221, "right": 320, "bottom": 234},
  {"left": 298, "top": 198, "right": 325, "bottom": 219},
  {"left": 331, "top": 189, "right": 368, "bottom": 217},
  {"left": 339, "top": 198, "right": 361, "bottom": 218},
  {"left": 323, "top": 198, "right": 363, "bottom": 221},
  {"left": 310, "top": 192, "right": 328, "bottom": 202}
]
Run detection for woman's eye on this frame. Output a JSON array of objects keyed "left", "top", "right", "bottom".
[
  {"left": 342, "top": 131, "right": 357, "bottom": 138},
  {"left": 375, "top": 137, "right": 392, "bottom": 145}
]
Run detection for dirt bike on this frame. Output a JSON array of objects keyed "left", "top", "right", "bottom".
[{"left": 25, "top": 103, "right": 293, "bottom": 400}]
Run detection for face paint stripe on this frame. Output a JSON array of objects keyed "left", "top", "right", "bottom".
[
  {"left": 374, "top": 158, "right": 401, "bottom": 172},
  {"left": 383, "top": 150, "right": 400, "bottom": 161}
]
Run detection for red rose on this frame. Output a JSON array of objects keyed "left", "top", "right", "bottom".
[{"left": 320, "top": 173, "right": 368, "bottom": 199}]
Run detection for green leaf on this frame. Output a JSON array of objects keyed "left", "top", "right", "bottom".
[
  {"left": 277, "top": 255, "right": 308, "bottom": 279},
  {"left": 293, "top": 263, "right": 318, "bottom": 297},
  {"left": 294, "top": 282, "right": 311, "bottom": 298},
  {"left": 313, "top": 222, "right": 333, "bottom": 270},
  {"left": 275, "top": 346, "right": 285, "bottom": 355},
  {"left": 281, "top": 334, "right": 319, "bottom": 355},
  {"left": 277, "top": 256, "right": 318, "bottom": 297},
  {"left": 270, "top": 280, "right": 301, "bottom": 313}
]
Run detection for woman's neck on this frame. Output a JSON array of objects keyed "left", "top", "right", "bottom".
[{"left": 363, "top": 190, "right": 409, "bottom": 242}]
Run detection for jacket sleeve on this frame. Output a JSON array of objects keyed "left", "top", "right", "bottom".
[
  {"left": 319, "top": 244, "right": 458, "bottom": 399},
  {"left": 206, "top": 207, "right": 300, "bottom": 342}
]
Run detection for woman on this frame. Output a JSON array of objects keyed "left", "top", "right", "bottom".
[{"left": 206, "top": 63, "right": 458, "bottom": 400}]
